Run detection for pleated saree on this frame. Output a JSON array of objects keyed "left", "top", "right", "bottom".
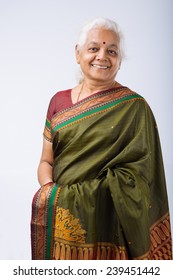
[{"left": 31, "top": 85, "right": 172, "bottom": 260}]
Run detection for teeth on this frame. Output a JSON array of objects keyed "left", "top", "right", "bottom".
[{"left": 92, "top": 64, "right": 109, "bottom": 69}]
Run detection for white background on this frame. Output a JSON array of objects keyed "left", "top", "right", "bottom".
[{"left": 0, "top": 0, "right": 172, "bottom": 259}]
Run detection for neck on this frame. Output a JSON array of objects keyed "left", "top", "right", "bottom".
[{"left": 81, "top": 79, "right": 116, "bottom": 95}]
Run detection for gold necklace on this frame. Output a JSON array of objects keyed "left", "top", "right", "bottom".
[{"left": 76, "top": 83, "right": 84, "bottom": 103}]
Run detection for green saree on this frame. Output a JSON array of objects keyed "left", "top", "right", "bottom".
[{"left": 31, "top": 85, "right": 172, "bottom": 260}]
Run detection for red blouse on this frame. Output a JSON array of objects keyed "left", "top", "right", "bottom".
[{"left": 46, "top": 89, "right": 73, "bottom": 121}]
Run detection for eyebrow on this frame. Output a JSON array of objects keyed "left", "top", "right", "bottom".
[
  {"left": 108, "top": 44, "right": 118, "bottom": 48},
  {"left": 87, "top": 42, "right": 99, "bottom": 46}
]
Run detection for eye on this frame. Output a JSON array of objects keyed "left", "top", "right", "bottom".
[
  {"left": 88, "top": 47, "right": 99, "bottom": 52},
  {"left": 107, "top": 49, "right": 118, "bottom": 56}
]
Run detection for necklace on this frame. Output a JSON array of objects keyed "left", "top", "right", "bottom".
[
  {"left": 76, "top": 83, "right": 84, "bottom": 103},
  {"left": 76, "top": 81, "right": 116, "bottom": 103}
]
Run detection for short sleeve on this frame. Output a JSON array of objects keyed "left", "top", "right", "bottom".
[{"left": 43, "top": 96, "right": 56, "bottom": 142}]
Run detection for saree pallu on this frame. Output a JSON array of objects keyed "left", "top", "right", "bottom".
[{"left": 31, "top": 86, "right": 172, "bottom": 260}]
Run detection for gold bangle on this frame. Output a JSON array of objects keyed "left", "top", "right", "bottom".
[{"left": 42, "top": 181, "right": 54, "bottom": 187}]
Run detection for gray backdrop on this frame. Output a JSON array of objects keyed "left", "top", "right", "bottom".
[{"left": 0, "top": 0, "right": 172, "bottom": 259}]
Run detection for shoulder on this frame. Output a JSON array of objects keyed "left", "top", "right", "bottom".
[
  {"left": 47, "top": 89, "right": 72, "bottom": 120},
  {"left": 50, "top": 88, "right": 72, "bottom": 103},
  {"left": 116, "top": 82, "right": 156, "bottom": 125},
  {"left": 116, "top": 82, "right": 145, "bottom": 102},
  {"left": 48, "top": 88, "right": 72, "bottom": 106},
  {"left": 122, "top": 85, "right": 148, "bottom": 106},
  {"left": 121, "top": 85, "right": 155, "bottom": 117}
]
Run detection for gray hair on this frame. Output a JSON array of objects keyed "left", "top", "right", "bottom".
[
  {"left": 76, "top": 17, "right": 125, "bottom": 60},
  {"left": 75, "top": 17, "right": 125, "bottom": 83}
]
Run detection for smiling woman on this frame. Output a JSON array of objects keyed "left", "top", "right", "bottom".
[
  {"left": 31, "top": 17, "right": 172, "bottom": 260},
  {"left": 72, "top": 27, "right": 122, "bottom": 103}
]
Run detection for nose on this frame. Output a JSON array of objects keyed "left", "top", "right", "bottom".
[{"left": 96, "top": 49, "right": 108, "bottom": 61}]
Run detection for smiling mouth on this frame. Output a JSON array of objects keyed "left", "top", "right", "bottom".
[{"left": 91, "top": 64, "right": 110, "bottom": 69}]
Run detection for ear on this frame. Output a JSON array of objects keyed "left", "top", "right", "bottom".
[{"left": 75, "top": 45, "right": 80, "bottom": 64}]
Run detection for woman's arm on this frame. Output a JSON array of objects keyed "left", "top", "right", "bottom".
[{"left": 37, "top": 138, "right": 54, "bottom": 186}]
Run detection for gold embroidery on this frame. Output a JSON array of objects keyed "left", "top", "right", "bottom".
[
  {"left": 53, "top": 241, "right": 128, "bottom": 260},
  {"left": 149, "top": 214, "right": 172, "bottom": 260},
  {"left": 54, "top": 207, "right": 86, "bottom": 243},
  {"left": 134, "top": 213, "right": 172, "bottom": 260},
  {"left": 53, "top": 207, "right": 128, "bottom": 260}
]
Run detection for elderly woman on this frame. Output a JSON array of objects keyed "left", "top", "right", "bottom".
[{"left": 31, "top": 17, "right": 172, "bottom": 260}]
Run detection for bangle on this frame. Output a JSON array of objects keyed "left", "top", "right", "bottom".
[{"left": 42, "top": 181, "right": 54, "bottom": 187}]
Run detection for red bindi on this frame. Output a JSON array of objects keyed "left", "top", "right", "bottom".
[{"left": 103, "top": 42, "right": 106, "bottom": 44}]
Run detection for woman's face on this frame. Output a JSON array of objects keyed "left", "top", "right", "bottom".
[{"left": 76, "top": 28, "right": 121, "bottom": 84}]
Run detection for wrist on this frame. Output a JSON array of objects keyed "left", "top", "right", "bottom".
[{"left": 42, "top": 181, "right": 54, "bottom": 187}]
